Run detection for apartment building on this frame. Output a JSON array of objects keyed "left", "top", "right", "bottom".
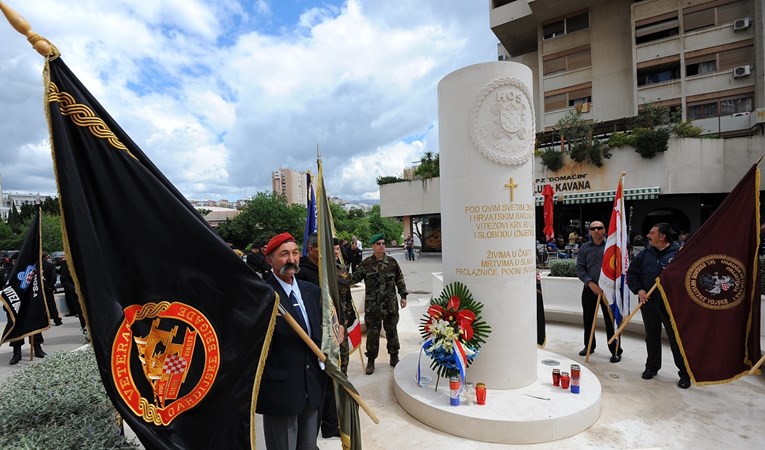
[
  {"left": 271, "top": 168, "right": 308, "bottom": 206},
  {"left": 379, "top": 0, "right": 765, "bottom": 247},
  {"left": 490, "top": 0, "right": 764, "bottom": 136}
]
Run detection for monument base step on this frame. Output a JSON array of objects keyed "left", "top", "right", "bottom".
[{"left": 393, "top": 349, "right": 601, "bottom": 444}]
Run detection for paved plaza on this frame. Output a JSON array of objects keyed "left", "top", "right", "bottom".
[{"left": 2, "top": 251, "right": 764, "bottom": 449}]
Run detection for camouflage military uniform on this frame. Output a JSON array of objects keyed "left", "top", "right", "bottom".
[
  {"left": 336, "top": 261, "right": 356, "bottom": 373},
  {"left": 352, "top": 254, "right": 408, "bottom": 361}
]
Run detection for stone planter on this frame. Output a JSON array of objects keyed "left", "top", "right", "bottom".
[{"left": 539, "top": 273, "right": 645, "bottom": 332}]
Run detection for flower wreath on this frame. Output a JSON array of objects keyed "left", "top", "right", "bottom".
[{"left": 418, "top": 282, "right": 491, "bottom": 383}]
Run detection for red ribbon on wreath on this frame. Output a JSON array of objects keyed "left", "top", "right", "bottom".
[{"left": 425, "top": 295, "right": 476, "bottom": 341}]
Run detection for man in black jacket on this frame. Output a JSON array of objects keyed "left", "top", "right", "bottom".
[
  {"left": 627, "top": 223, "right": 690, "bottom": 389},
  {"left": 256, "top": 232, "right": 325, "bottom": 450},
  {"left": 245, "top": 241, "right": 271, "bottom": 279},
  {"left": 41, "top": 252, "right": 62, "bottom": 326}
]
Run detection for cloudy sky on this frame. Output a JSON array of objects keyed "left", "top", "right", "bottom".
[{"left": 0, "top": 0, "right": 498, "bottom": 202}]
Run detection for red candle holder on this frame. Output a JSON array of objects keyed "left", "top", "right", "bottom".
[
  {"left": 552, "top": 368, "right": 560, "bottom": 386},
  {"left": 560, "top": 372, "right": 571, "bottom": 389},
  {"left": 475, "top": 382, "right": 487, "bottom": 405}
]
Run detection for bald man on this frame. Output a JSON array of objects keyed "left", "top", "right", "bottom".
[{"left": 575, "top": 221, "right": 623, "bottom": 362}]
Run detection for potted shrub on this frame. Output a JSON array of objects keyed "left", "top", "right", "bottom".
[{"left": 539, "top": 259, "right": 581, "bottom": 316}]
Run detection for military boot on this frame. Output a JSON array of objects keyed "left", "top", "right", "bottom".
[
  {"left": 9, "top": 347, "right": 22, "bottom": 365},
  {"left": 34, "top": 345, "right": 47, "bottom": 358},
  {"left": 365, "top": 359, "right": 375, "bottom": 375},
  {"left": 389, "top": 354, "right": 399, "bottom": 367}
]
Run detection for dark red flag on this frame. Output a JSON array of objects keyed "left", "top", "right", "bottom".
[{"left": 656, "top": 163, "right": 761, "bottom": 384}]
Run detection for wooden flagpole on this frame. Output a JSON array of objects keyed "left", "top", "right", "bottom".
[
  {"left": 749, "top": 353, "right": 765, "bottom": 374},
  {"left": 608, "top": 283, "right": 657, "bottom": 344},
  {"left": 357, "top": 338, "right": 366, "bottom": 368},
  {"left": 277, "top": 303, "right": 379, "bottom": 424},
  {"left": 584, "top": 293, "right": 600, "bottom": 362},
  {"left": 0, "top": 1, "right": 54, "bottom": 57},
  {"left": 600, "top": 293, "right": 620, "bottom": 354}
]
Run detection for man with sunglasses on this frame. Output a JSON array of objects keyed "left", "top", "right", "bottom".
[
  {"left": 352, "top": 232, "right": 408, "bottom": 375},
  {"left": 575, "top": 221, "right": 624, "bottom": 362}
]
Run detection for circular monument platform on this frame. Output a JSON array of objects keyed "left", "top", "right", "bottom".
[{"left": 393, "top": 349, "right": 601, "bottom": 444}]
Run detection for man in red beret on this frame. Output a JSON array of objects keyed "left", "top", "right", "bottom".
[{"left": 256, "top": 232, "right": 326, "bottom": 450}]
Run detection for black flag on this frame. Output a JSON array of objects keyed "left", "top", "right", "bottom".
[
  {"left": 45, "top": 55, "right": 277, "bottom": 449},
  {"left": 1, "top": 207, "right": 50, "bottom": 343}
]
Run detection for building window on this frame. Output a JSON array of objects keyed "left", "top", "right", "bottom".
[
  {"left": 635, "top": 15, "right": 679, "bottom": 44},
  {"left": 687, "top": 102, "right": 717, "bottom": 120},
  {"left": 683, "top": 8, "right": 715, "bottom": 32},
  {"left": 718, "top": 45, "right": 753, "bottom": 70},
  {"left": 719, "top": 96, "right": 752, "bottom": 115},
  {"left": 683, "top": 0, "right": 749, "bottom": 32},
  {"left": 686, "top": 58, "right": 716, "bottom": 76},
  {"left": 543, "top": 46, "right": 591, "bottom": 76},
  {"left": 544, "top": 83, "right": 592, "bottom": 112},
  {"left": 637, "top": 62, "right": 681, "bottom": 86},
  {"left": 542, "top": 12, "right": 589, "bottom": 40},
  {"left": 687, "top": 94, "right": 753, "bottom": 120}
]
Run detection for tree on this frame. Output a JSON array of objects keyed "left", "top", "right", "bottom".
[
  {"left": 215, "top": 192, "right": 306, "bottom": 249},
  {"left": 366, "top": 205, "right": 403, "bottom": 245},
  {"left": 7, "top": 203, "right": 21, "bottom": 233},
  {"left": 40, "top": 213, "right": 63, "bottom": 253},
  {"left": 414, "top": 152, "right": 440, "bottom": 179},
  {"left": 0, "top": 220, "right": 15, "bottom": 249},
  {"left": 41, "top": 197, "right": 60, "bottom": 215}
]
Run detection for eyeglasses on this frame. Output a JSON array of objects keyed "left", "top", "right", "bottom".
[
  {"left": 374, "top": 242, "right": 385, "bottom": 246},
  {"left": 589, "top": 226, "right": 604, "bottom": 231}
]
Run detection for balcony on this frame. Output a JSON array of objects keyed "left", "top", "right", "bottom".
[
  {"left": 635, "top": 38, "right": 681, "bottom": 63},
  {"left": 490, "top": 0, "right": 537, "bottom": 56},
  {"left": 636, "top": 79, "right": 682, "bottom": 103}
]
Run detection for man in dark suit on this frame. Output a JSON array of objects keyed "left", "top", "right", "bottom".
[{"left": 257, "top": 232, "right": 325, "bottom": 450}]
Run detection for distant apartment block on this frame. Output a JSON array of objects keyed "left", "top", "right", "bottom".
[{"left": 272, "top": 168, "right": 308, "bottom": 206}]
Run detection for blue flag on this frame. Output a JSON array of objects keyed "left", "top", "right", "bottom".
[{"left": 303, "top": 172, "right": 317, "bottom": 256}]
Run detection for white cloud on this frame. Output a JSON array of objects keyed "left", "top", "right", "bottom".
[{"left": 0, "top": 0, "right": 497, "bottom": 202}]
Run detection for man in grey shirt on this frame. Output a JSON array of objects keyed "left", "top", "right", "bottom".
[{"left": 575, "top": 221, "right": 623, "bottom": 362}]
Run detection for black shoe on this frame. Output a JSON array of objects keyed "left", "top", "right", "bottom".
[
  {"left": 65, "top": 313, "right": 76, "bottom": 317},
  {"left": 365, "top": 360, "right": 375, "bottom": 375},
  {"left": 609, "top": 354, "right": 622, "bottom": 363},
  {"left": 34, "top": 347, "right": 47, "bottom": 358},
  {"left": 641, "top": 369, "right": 658, "bottom": 380},
  {"left": 53, "top": 320, "right": 63, "bottom": 326},
  {"left": 578, "top": 348, "right": 593, "bottom": 357},
  {"left": 9, "top": 350, "right": 22, "bottom": 365},
  {"left": 390, "top": 355, "right": 399, "bottom": 367},
  {"left": 677, "top": 378, "right": 691, "bottom": 389},
  {"left": 321, "top": 429, "right": 341, "bottom": 439}
]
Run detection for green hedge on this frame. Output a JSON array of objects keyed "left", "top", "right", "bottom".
[
  {"left": 0, "top": 348, "right": 140, "bottom": 450},
  {"left": 548, "top": 259, "right": 577, "bottom": 277}
]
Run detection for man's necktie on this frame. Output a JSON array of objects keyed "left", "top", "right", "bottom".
[{"left": 289, "top": 290, "right": 310, "bottom": 334}]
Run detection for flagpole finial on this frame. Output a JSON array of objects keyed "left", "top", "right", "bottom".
[
  {"left": 620, "top": 171, "right": 627, "bottom": 177},
  {"left": 0, "top": 1, "right": 55, "bottom": 57}
]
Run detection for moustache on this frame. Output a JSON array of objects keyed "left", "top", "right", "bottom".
[{"left": 279, "top": 263, "right": 300, "bottom": 276}]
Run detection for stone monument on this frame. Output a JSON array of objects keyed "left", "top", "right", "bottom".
[
  {"left": 439, "top": 61, "right": 537, "bottom": 389},
  {"left": 393, "top": 62, "right": 601, "bottom": 444}
]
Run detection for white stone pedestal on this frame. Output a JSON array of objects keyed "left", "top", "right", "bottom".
[{"left": 394, "top": 351, "right": 601, "bottom": 444}]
